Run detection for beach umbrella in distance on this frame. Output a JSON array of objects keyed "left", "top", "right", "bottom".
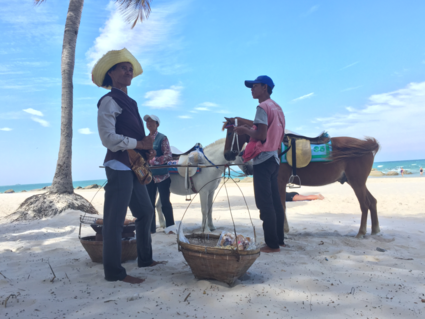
[{"left": 11, "top": 1, "right": 152, "bottom": 220}]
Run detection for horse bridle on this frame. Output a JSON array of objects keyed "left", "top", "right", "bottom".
[
  {"left": 231, "top": 119, "right": 241, "bottom": 154},
  {"left": 225, "top": 119, "right": 242, "bottom": 157}
]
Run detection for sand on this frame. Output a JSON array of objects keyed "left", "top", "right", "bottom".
[{"left": 1, "top": 177, "right": 424, "bottom": 318}]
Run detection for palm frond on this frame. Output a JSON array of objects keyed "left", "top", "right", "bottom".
[
  {"left": 116, "top": 0, "right": 152, "bottom": 28},
  {"left": 34, "top": 0, "right": 47, "bottom": 4}
]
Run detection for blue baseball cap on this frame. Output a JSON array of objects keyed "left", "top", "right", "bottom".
[{"left": 244, "top": 75, "right": 275, "bottom": 89}]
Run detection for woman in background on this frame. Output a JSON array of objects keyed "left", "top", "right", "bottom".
[{"left": 144, "top": 114, "right": 175, "bottom": 234}]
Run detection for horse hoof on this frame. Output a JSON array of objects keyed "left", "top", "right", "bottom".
[
  {"left": 355, "top": 233, "right": 366, "bottom": 239},
  {"left": 371, "top": 227, "right": 381, "bottom": 235}
]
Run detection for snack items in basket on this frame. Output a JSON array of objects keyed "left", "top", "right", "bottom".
[
  {"left": 217, "top": 232, "right": 256, "bottom": 251},
  {"left": 220, "top": 233, "right": 235, "bottom": 247}
]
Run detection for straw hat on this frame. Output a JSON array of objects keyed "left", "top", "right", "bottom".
[{"left": 91, "top": 48, "right": 143, "bottom": 89}]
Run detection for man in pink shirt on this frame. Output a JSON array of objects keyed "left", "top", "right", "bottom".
[{"left": 234, "top": 76, "right": 286, "bottom": 253}]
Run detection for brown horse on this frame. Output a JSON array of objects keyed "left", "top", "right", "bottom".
[{"left": 222, "top": 117, "right": 380, "bottom": 238}]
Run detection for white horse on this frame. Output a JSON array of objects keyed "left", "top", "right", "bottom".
[{"left": 155, "top": 138, "right": 228, "bottom": 232}]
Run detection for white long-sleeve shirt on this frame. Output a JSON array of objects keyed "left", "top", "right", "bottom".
[{"left": 97, "top": 96, "right": 137, "bottom": 170}]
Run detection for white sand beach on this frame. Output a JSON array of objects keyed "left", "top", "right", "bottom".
[{"left": 1, "top": 177, "right": 424, "bottom": 318}]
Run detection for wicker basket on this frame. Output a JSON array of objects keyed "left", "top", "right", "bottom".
[
  {"left": 79, "top": 236, "right": 137, "bottom": 263},
  {"left": 178, "top": 233, "right": 260, "bottom": 286}
]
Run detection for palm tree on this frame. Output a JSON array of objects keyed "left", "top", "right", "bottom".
[{"left": 11, "top": 0, "right": 152, "bottom": 220}]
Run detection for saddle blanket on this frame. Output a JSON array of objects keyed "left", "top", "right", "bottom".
[
  {"left": 167, "top": 160, "right": 201, "bottom": 174},
  {"left": 281, "top": 141, "right": 332, "bottom": 163}
]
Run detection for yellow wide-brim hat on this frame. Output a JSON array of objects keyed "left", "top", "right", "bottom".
[{"left": 91, "top": 48, "right": 143, "bottom": 89}]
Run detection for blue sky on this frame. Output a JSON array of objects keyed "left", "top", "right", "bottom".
[{"left": 1, "top": 0, "right": 425, "bottom": 185}]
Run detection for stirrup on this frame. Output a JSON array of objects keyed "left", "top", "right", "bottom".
[
  {"left": 185, "top": 195, "right": 191, "bottom": 201},
  {"left": 288, "top": 175, "right": 301, "bottom": 188}
]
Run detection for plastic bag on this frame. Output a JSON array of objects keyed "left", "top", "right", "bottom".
[
  {"left": 177, "top": 222, "right": 189, "bottom": 244},
  {"left": 217, "top": 231, "right": 235, "bottom": 248}
]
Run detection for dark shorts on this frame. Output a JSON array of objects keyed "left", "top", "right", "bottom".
[{"left": 286, "top": 192, "right": 299, "bottom": 202}]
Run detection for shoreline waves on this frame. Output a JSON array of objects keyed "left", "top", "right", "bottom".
[{"left": 1, "top": 159, "right": 423, "bottom": 193}]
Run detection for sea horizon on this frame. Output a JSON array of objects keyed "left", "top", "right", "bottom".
[{"left": 1, "top": 158, "right": 424, "bottom": 193}]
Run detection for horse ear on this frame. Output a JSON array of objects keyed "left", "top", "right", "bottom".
[{"left": 224, "top": 117, "right": 234, "bottom": 124}]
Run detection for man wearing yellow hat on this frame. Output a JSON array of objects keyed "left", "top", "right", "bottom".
[{"left": 93, "top": 48, "right": 165, "bottom": 284}]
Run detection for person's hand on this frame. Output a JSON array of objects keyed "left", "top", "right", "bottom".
[
  {"left": 234, "top": 125, "right": 249, "bottom": 135},
  {"left": 136, "top": 136, "right": 154, "bottom": 150},
  {"left": 147, "top": 149, "right": 156, "bottom": 161}
]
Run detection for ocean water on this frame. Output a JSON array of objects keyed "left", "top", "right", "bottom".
[
  {"left": 0, "top": 170, "right": 245, "bottom": 194},
  {"left": 0, "top": 179, "right": 108, "bottom": 194},
  {"left": 1, "top": 159, "right": 423, "bottom": 193},
  {"left": 372, "top": 159, "right": 425, "bottom": 176}
]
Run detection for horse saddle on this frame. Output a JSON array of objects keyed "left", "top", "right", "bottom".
[
  {"left": 177, "top": 150, "right": 204, "bottom": 178},
  {"left": 282, "top": 132, "right": 331, "bottom": 168},
  {"left": 173, "top": 144, "right": 204, "bottom": 191},
  {"left": 286, "top": 138, "right": 311, "bottom": 168}
]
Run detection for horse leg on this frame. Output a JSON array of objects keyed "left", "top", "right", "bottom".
[
  {"left": 199, "top": 191, "right": 211, "bottom": 232},
  {"left": 350, "top": 184, "right": 369, "bottom": 238},
  {"left": 156, "top": 193, "right": 166, "bottom": 228},
  {"left": 366, "top": 188, "right": 380, "bottom": 235},
  {"left": 207, "top": 189, "right": 216, "bottom": 231}
]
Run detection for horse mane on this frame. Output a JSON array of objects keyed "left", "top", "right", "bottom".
[{"left": 204, "top": 138, "right": 226, "bottom": 150}]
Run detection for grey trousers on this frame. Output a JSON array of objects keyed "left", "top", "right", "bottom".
[{"left": 103, "top": 167, "right": 154, "bottom": 281}]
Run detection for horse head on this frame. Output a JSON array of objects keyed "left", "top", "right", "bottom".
[{"left": 222, "top": 117, "right": 252, "bottom": 161}]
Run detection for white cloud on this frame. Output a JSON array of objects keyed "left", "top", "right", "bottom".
[
  {"left": 0, "top": 1, "right": 63, "bottom": 43},
  {"left": 86, "top": 0, "right": 189, "bottom": 74},
  {"left": 312, "top": 81, "right": 425, "bottom": 159},
  {"left": 302, "top": 5, "right": 319, "bottom": 17},
  {"left": 23, "top": 108, "right": 44, "bottom": 117},
  {"left": 31, "top": 117, "right": 49, "bottom": 127},
  {"left": 78, "top": 128, "right": 95, "bottom": 135},
  {"left": 178, "top": 115, "right": 192, "bottom": 119},
  {"left": 194, "top": 107, "right": 209, "bottom": 111},
  {"left": 143, "top": 85, "right": 183, "bottom": 109},
  {"left": 0, "top": 111, "right": 22, "bottom": 120},
  {"left": 340, "top": 61, "right": 359, "bottom": 71},
  {"left": 341, "top": 85, "right": 362, "bottom": 92},
  {"left": 198, "top": 102, "right": 219, "bottom": 108},
  {"left": 0, "top": 127, "right": 12, "bottom": 131},
  {"left": 291, "top": 92, "right": 314, "bottom": 102}
]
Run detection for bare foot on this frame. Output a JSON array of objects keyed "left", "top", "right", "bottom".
[
  {"left": 260, "top": 246, "right": 281, "bottom": 253},
  {"left": 139, "top": 260, "right": 168, "bottom": 268},
  {"left": 317, "top": 194, "right": 325, "bottom": 200},
  {"left": 121, "top": 275, "right": 145, "bottom": 284},
  {"left": 149, "top": 260, "right": 168, "bottom": 267},
  {"left": 279, "top": 244, "right": 287, "bottom": 247}
]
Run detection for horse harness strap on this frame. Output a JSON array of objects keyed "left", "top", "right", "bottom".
[
  {"left": 189, "top": 176, "right": 198, "bottom": 193},
  {"left": 291, "top": 138, "right": 297, "bottom": 177},
  {"left": 288, "top": 138, "right": 301, "bottom": 188}
]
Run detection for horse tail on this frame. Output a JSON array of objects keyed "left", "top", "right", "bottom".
[{"left": 330, "top": 137, "right": 380, "bottom": 162}]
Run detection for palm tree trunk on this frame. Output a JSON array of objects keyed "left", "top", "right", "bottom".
[{"left": 50, "top": 0, "right": 84, "bottom": 194}]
